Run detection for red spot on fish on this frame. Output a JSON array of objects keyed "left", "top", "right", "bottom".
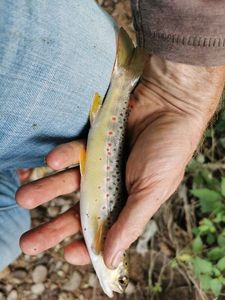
[
  {"left": 112, "top": 116, "right": 117, "bottom": 122},
  {"left": 106, "top": 166, "right": 110, "bottom": 170},
  {"left": 106, "top": 194, "right": 109, "bottom": 197},
  {"left": 108, "top": 143, "right": 112, "bottom": 147},
  {"left": 108, "top": 131, "right": 113, "bottom": 136},
  {"left": 107, "top": 152, "right": 111, "bottom": 156},
  {"left": 106, "top": 178, "right": 110, "bottom": 181},
  {"left": 129, "top": 98, "right": 136, "bottom": 109}
]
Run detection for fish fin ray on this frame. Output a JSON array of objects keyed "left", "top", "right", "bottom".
[
  {"left": 79, "top": 148, "right": 86, "bottom": 177},
  {"left": 91, "top": 220, "right": 107, "bottom": 255},
  {"left": 89, "top": 92, "right": 102, "bottom": 125}
]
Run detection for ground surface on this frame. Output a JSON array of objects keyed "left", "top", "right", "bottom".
[{"left": 0, "top": 1, "right": 224, "bottom": 300}]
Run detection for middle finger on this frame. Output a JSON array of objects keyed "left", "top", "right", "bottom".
[{"left": 16, "top": 168, "right": 80, "bottom": 209}]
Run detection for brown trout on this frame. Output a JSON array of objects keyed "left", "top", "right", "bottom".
[{"left": 79, "top": 28, "right": 145, "bottom": 298}]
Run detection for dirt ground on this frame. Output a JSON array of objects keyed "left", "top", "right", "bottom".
[{"left": 0, "top": 1, "right": 218, "bottom": 300}]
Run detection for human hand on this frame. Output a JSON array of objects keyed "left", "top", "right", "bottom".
[
  {"left": 16, "top": 55, "right": 225, "bottom": 269},
  {"left": 103, "top": 56, "right": 225, "bottom": 268},
  {"left": 16, "top": 140, "right": 91, "bottom": 265}
]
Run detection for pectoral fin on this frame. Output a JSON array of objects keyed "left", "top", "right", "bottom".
[
  {"left": 89, "top": 92, "right": 102, "bottom": 125},
  {"left": 79, "top": 148, "right": 86, "bottom": 177},
  {"left": 92, "top": 220, "right": 107, "bottom": 255}
]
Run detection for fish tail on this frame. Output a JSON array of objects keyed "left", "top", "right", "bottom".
[{"left": 115, "top": 28, "right": 147, "bottom": 83}]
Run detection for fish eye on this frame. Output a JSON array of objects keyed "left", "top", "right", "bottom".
[{"left": 118, "top": 275, "right": 129, "bottom": 289}]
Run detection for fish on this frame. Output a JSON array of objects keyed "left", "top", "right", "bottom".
[{"left": 79, "top": 27, "right": 145, "bottom": 298}]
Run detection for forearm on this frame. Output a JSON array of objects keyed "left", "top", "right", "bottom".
[{"left": 130, "top": 0, "right": 225, "bottom": 66}]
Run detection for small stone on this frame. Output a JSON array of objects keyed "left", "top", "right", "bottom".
[
  {"left": 62, "top": 263, "right": 69, "bottom": 273},
  {"left": 60, "top": 204, "right": 71, "bottom": 214},
  {"left": 31, "top": 283, "right": 45, "bottom": 295},
  {"left": 62, "top": 271, "right": 82, "bottom": 292},
  {"left": 88, "top": 273, "right": 97, "bottom": 288},
  {"left": 5, "top": 285, "right": 13, "bottom": 293},
  {"left": 125, "top": 282, "right": 136, "bottom": 295},
  {"left": 58, "top": 292, "right": 75, "bottom": 300},
  {"left": 7, "top": 290, "right": 17, "bottom": 300},
  {"left": 47, "top": 206, "right": 59, "bottom": 217},
  {"left": 0, "top": 292, "right": 6, "bottom": 300},
  {"left": 32, "top": 265, "right": 48, "bottom": 283},
  {"left": 55, "top": 261, "right": 63, "bottom": 270},
  {"left": 57, "top": 270, "right": 65, "bottom": 278},
  {"left": 0, "top": 267, "right": 10, "bottom": 280},
  {"left": 12, "top": 268, "right": 27, "bottom": 279}
]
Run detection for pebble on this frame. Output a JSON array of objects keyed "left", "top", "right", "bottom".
[
  {"left": 62, "top": 263, "right": 70, "bottom": 273},
  {"left": 125, "top": 282, "right": 136, "bottom": 295},
  {"left": 88, "top": 273, "right": 97, "bottom": 288},
  {"left": 62, "top": 271, "right": 82, "bottom": 292},
  {"left": 6, "top": 290, "right": 17, "bottom": 300},
  {"left": 0, "top": 268, "right": 10, "bottom": 280},
  {"left": 32, "top": 265, "right": 48, "bottom": 283},
  {"left": 0, "top": 292, "right": 6, "bottom": 300},
  {"left": 58, "top": 292, "right": 75, "bottom": 300},
  {"left": 47, "top": 206, "right": 59, "bottom": 217},
  {"left": 31, "top": 283, "right": 45, "bottom": 295},
  {"left": 12, "top": 269, "right": 27, "bottom": 279}
]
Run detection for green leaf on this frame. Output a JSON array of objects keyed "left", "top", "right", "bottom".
[
  {"left": 221, "top": 177, "right": 225, "bottom": 197},
  {"left": 217, "top": 257, "right": 225, "bottom": 271},
  {"left": 210, "top": 278, "right": 222, "bottom": 297},
  {"left": 206, "top": 233, "right": 216, "bottom": 245},
  {"left": 207, "top": 247, "right": 224, "bottom": 261},
  {"left": 191, "top": 189, "right": 222, "bottom": 213},
  {"left": 192, "top": 257, "right": 213, "bottom": 278},
  {"left": 192, "top": 236, "right": 203, "bottom": 254},
  {"left": 212, "top": 267, "right": 221, "bottom": 277},
  {"left": 199, "top": 274, "right": 211, "bottom": 292},
  {"left": 176, "top": 254, "right": 192, "bottom": 262},
  {"left": 218, "top": 234, "right": 225, "bottom": 247}
]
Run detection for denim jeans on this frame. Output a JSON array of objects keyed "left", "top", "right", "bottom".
[{"left": 0, "top": 0, "right": 116, "bottom": 271}]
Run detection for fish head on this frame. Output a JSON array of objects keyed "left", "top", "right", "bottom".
[{"left": 93, "top": 252, "right": 129, "bottom": 298}]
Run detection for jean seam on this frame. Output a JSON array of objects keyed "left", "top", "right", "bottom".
[{"left": 0, "top": 204, "right": 19, "bottom": 211}]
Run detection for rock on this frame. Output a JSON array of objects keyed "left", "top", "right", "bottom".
[
  {"left": 62, "top": 271, "right": 82, "bottom": 292},
  {"left": 57, "top": 270, "right": 65, "bottom": 278},
  {"left": 62, "top": 263, "right": 69, "bottom": 273},
  {"left": 5, "top": 285, "right": 13, "bottom": 293},
  {"left": 31, "top": 283, "right": 45, "bottom": 295},
  {"left": 0, "top": 292, "right": 6, "bottom": 300},
  {"left": 12, "top": 269, "right": 27, "bottom": 280},
  {"left": 0, "top": 267, "right": 10, "bottom": 280},
  {"left": 47, "top": 206, "right": 59, "bottom": 217},
  {"left": 32, "top": 265, "right": 48, "bottom": 283},
  {"left": 6, "top": 290, "right": 17, "bottom": 300},
  {"left": 125, "top": 282, "right": 136, "bottom": 295},
  {"left": 58, "top": 292, "right": 75, "bottom": 300},
  {"left": 88, "top": 273, "right": 97, "bottom": 288}
]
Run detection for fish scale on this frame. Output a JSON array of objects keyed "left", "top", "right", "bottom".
[{"left": 79, "top": 28, "right": 145, "bottom": 298}]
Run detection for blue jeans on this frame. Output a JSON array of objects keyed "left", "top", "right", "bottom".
[{"left": 0, "top": 0, "right": 116, "bottom": 270}]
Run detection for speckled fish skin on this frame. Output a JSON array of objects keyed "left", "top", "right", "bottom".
[{"left": 80, "top": 28, "right": 145, "bottom": 298}]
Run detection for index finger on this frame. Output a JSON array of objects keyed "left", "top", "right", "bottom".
[{"left": 46, "top": 139, "right": 85, "bottom": 170}]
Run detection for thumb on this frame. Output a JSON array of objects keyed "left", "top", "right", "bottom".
[{"left": 103, "top": 114, "right": 195, "bottom": 269}]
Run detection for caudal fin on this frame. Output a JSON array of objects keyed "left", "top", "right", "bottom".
[{"left": 115, "top": 28, "right": 146, "bottom": 83}]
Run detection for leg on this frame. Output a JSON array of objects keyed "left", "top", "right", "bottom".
[
  {"left": 0, "top": 0, "right": 117, "bottom": 170},
  {"left": 0, "top": 0, "right": 116, "bottom": 268},
  {"left": 0, "top": 170, "right": 30, "bottom": 271}
]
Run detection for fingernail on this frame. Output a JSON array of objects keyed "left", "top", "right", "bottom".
[{"left": 111, "top": 250, "right": 123, "bottom": 269}]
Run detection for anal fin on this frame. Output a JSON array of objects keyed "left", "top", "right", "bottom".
[{"left": 92, "top": 220, "right": 107, "bottom": 255}]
